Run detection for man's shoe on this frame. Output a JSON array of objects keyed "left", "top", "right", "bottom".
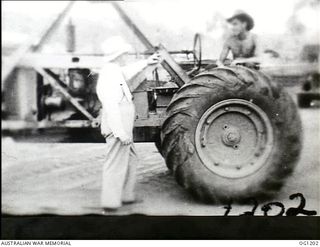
[
  {"left": 122, "top": 198, "right": 143, "bottom": 205},
  {"left": 102, "top": 207, "right": 119, "bottom": 214}
]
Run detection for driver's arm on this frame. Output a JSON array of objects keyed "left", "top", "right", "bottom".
[
  {"left": 253, "top": 34, "right": 262, "bottom": 57},
  {"left": 217, "top": 41, "right": 230, "bottom": 66}
]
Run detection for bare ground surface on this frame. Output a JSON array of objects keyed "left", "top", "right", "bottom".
[{"left": 2, "top": 103, "right": 320, "bottom": 216}]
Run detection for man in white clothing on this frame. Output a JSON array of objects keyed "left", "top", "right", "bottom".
[{"left": 96, "top": 37, "right": 161, "bottom": 211}]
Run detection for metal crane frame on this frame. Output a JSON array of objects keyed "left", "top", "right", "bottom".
[{"left": 2, "top": 1, "right": 192, "bottom": 132}]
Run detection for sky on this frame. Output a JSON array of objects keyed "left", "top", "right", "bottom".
[
  {"left": 2, "top": 0, "right": 319, "bottom": 59},
  {"left": 3, "top": 0, "right": 318, "bottom": 34}
]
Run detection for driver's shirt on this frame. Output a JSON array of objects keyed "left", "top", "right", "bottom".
[{"left": 96, "top": 63, "right": 135, "bottom": 139}]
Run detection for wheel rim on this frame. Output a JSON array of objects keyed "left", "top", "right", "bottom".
[{"left": 195, "top": 99, "right": 274, "bottom": 178}]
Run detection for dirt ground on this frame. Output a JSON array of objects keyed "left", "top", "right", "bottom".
[{"left": 2, "top": 91, "right": 320, "bottom": 216}]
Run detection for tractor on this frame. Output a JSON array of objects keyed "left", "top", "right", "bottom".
[
  {"left": 2, "top": 2, "right": 302, "bottom": 203},
  {"left": 297, "top": 45, "right": 320, "bottom": 108}
]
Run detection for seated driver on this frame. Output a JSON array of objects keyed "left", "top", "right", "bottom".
[{"left": 217, "top": 11, "right": 261, "bottom": 66}]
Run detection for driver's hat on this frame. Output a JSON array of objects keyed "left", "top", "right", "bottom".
[{"left": 227, "top": 11, "right": 254, "bottom": 31}]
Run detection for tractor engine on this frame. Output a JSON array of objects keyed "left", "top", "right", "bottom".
[{"left": 37, "top": 69, "right": 101, "bottom": 121}]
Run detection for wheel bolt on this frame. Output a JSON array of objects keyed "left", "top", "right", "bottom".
[
  {"left": 224, "top": 107, "right": 229, "bottom": 111},
  {"left": 201, "top": 137, "right": 206, "bottom": 147}
]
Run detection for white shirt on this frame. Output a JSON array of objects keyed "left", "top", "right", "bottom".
[{"left": 96, "top": 61, "right": 147, "bottom": 138}]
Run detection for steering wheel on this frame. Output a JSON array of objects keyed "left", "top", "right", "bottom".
[{"left": 193, "top": 33, "right": 202, "bottom": 70}]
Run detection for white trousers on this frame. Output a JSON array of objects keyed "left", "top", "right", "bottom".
[{"left": 101, "top": 135, "right": 138, "bottom": 208}]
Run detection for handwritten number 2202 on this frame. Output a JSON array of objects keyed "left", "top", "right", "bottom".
[{"left": 224, "top": 193, "right": 317, "bottom": 216}]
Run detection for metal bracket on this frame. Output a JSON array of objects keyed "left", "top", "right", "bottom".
[
  {"left": 112, "top": 3, "right": 190, "bottom": 88},
  {"left": 158, "top": 45, "right": 191, "bottom": 87}
]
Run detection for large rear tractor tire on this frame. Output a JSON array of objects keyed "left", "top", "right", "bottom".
[{"left": 160, "top": 66, "right": 302, "bottom": 203}]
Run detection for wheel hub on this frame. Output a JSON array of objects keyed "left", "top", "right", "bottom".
[
  {"left": 195, "top": 99, "right": 274, "bottom": 178},
  {"left": 221, "top": 125, "right": 241, "bottom": 147}
]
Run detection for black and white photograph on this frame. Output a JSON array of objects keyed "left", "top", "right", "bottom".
[{"left": 1, "top": 0, "right": 320, "bottom": 241}]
